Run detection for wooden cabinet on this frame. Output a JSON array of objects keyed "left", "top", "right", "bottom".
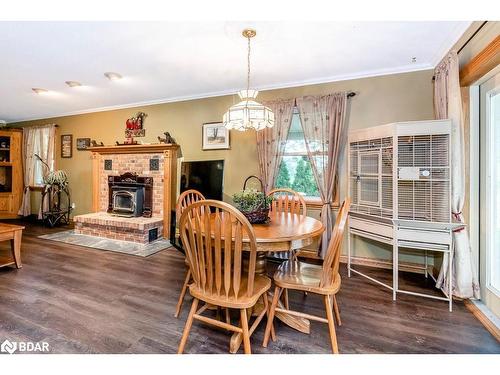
[{"left": 0, "top": 129, "right": 23, "bottom": 219}]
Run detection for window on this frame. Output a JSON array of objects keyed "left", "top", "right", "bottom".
[
  {"left": 479, "top": 70, "right": 500, "bottom": 313},
  {"left": 486, "top": 88, "right": 500, "bottom": 294},
  {"left": 275, "top": 109, "right": 320, "bottom": 198},
  {"left": 30, "top": 126, "right": 55, "bottom": 186}
]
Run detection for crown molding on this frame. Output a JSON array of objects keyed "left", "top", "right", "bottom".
[{"left": 8, "top": 64, "right": 434, "bottom": 124}]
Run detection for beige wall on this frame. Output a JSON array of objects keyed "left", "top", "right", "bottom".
[{"left": 10, "top": 69, "right": 435, "bottom": 261}]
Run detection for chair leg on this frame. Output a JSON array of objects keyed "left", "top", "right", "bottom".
[
  {"left": 263, "top": 286, "right": 281, "bottom": 347},
  {"left": 324, "top": 295, "right": 339, "bottom": 354},
  {"left": 240, "top": 308, "right": 251, "bottom": 354},
  {"left": 333, "top": 295, "right": 342, "bottom": 326},
  {"left": 225, "top": 308, "right": 231, "bottom": 326},
  {"left": 178, "top": 298, "right": 199, "bottom": 354},
  {"left": 174, "top": 269, "right": 191, "bottom": 318},
  {"left": 282, "top": 289, "right": 289, "bottom": 310},
  {"left": 262, "top": 293, "right": 276, "bottom": 342}
]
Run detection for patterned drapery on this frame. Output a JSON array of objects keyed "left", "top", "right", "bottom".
[
  {"left": 256, "top": 99, "right": 295, "bottom": 193},
  {"left": 296, "top": 93, "right": 347, "bottom": 258},
  {"left": 434, "top": 50, "right": 480, "bottom": 299}
]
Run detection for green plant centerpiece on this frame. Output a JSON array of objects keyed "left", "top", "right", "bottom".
[{"left": 232, "top": 188, "right": 273, "bottom": 224}]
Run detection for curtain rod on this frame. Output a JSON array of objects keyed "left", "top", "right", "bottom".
[
  {"left": 7, "top": 123, "right": 58, "bottom": 128},
  {"left": 347, "top": 92, "right": 356, "bottom": 98}
]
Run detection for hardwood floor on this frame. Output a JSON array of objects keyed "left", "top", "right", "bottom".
[{"left": 0, "top": 220, "right": 498, "bottom": 354}]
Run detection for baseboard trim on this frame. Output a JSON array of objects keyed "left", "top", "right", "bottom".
[
  {"left": 464, "top": 300, "right": 500, "bottom": 342},
  {"left": 340, "top": 255, "right": 437, "bottom": 276}
]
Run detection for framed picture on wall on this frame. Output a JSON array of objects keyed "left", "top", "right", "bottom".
[
  {"left": 61, "top": 134, "right": 72, "bottom": 158},
  {"left": 76, "top": 138, "right": 91, "bottom": 150},
  {"left": 202, "top": 122, "right": 230, "bottom": 150}
]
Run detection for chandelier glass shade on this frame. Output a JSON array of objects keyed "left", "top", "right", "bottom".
[
  {"left": 223, "top": 89, "right": 274, "bottom": 131},
  {"left": 223, "top": 29, "right": 274, "bottom": 131}
]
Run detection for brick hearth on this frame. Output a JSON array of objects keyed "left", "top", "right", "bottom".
[
  {"left": 72, "top": 144, "right": 179, "bottom": 243},
  {"left": 74, "top": 212, "right": 163, "bottom": 244}
]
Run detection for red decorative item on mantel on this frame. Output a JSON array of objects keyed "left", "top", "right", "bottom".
[{"left": 125, "top": 112, "right": 147, "bottom": 138}]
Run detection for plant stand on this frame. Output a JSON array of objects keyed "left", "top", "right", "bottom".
[{"left": 41, "top": 184, "right": 72, "bottom": 228}]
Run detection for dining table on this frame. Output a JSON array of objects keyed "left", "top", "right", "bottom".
[{"left": 227, "top": 210, "right": 324, "bottom": 353}]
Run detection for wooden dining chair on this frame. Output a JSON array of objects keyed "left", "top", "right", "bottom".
[
  {"left": 262, "top": 198, "right": 351, "bottom": 354},
  {"left": 266, "top": 188, "right": 308, "bottom": 307},
  {"left": 267, "top": 188, "right": 307, "bottom": 219},
  {"left": 174, "top": 189, "right": 205, "bottom": 318},
  {"left": 177, "top": 200, "right": 272, "bottom": 354}
]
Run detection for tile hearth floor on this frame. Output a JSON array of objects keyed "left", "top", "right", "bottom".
[
  {"left": 0, "top": 220, "right": 498, "bottom": 354},
  {"left": 38, "top": 230, "right": 171, "bottom": 257}
]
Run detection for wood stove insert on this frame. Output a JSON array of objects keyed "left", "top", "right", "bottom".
[{"left": 108, "top": 172, "right": 153, "bottom": 218}]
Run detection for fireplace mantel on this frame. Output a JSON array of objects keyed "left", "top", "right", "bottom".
[
  {"left": 88, "top": 143, "right": 180, "bottom": 155},
  {"left": 89, "top": 143, "right": 180, "bottom": 240}
]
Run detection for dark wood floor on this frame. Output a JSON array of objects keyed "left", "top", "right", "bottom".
[{"left": 0, "top": 220, "right": 498, "bottom": 354}]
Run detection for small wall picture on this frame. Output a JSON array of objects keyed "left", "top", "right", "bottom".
[
  {"left": 61, "top": 134, "right": 72, "bottom": 158},
  {"left": 202, "top": 122, "right": 230, "bottom": 150},
  {"left": 76, "top": 138, "right": 91, "bottom": 150}
]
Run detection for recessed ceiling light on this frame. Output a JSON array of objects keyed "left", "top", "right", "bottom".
[
  {"left": 104, "top": 72, "right": 122, "bottom": 81},
  {"left": 65, "top": 81, "right": 82, "bottom": 87},
  {"left": 32, "top": 88, "right": 49, "bottom": 94}
]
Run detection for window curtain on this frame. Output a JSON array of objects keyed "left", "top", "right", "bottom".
[
  {"left": 18, "top": 124, "right": 56, "bottom": 217},
  {"left": 256, "top": 99, "right": 295, "bottom": 193},
  {"left": 296, "top": 92, "right": 347, "bottom": 258},
  {"left": 433, "top": 50, "right": 480, "bottom": 299},
  {"left": 18, "top": 127, "right": 37, "bottom": 216},
  {"left": 37, "top": 125, "right": 56, "bottom": 219}
]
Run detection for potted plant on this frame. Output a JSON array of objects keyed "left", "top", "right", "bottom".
[
  {"left": 35, "top": 154, "right": 72, "bottom": 227},
  {"left": 233, "top": 176, "right": 273, "bottom": 224}
]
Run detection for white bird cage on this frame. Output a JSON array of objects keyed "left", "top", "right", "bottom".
[
  {"left": 349, "top": 120, "right": 451, "bottom": 226},
  {"left": 347, "top": 120, "right": 461, "bottom": 311}
]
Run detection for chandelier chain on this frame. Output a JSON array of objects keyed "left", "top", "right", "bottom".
[
  {"left": 246, "top": 35, "right": 251, "bottom": 93},
  {"left": 222, "top": 29, "right": 274, "bottom": 131}
]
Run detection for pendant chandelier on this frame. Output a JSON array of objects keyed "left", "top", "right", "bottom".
[{"left": 223, "top": 29, "right": 274, "bottom": 131}]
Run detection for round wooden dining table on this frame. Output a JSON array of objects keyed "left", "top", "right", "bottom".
[
  {"left": 229, "top": 210, "right": 324, "bottom": 353},
  {"left": 246, "top": 211, "right": 324, "bottom": 274}
]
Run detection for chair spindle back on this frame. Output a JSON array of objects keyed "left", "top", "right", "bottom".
[
  {"left": 176, "top": 189, "right": 205, "bottom": 224},
  {"left": 179, "top": 200, "right": 258, "bottom": 299},
  {"left": 267, "top": 188, "right": 307, "bottom": 218},
  {"left": 320, "top": 198, "right": 351, "bottom": 288}
]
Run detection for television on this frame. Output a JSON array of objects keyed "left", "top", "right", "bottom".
[{"left": 180, "top": 160, "right": 224, "bottom": 201}]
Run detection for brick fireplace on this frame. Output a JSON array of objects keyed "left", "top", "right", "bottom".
[{"left": 73, "top": 144, "right": 179, "bottom": 244}]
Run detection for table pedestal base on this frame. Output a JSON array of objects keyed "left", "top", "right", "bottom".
[{"left": 229, "top": 292, "right": 310, "bottom": 353}]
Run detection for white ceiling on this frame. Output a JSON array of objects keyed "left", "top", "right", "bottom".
[{"left": 0, "top": 21, "right": 471, "bottom": 123}]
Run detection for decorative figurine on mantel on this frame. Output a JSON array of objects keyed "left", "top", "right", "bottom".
[
  {"left": 125, "top": 112, "right": 147, "bottom": 138},
  {"left": 116, "top": 139, "right": 138, "bottom": 146},
  {"left": 116, "top": 111, "right": 147, "bottom": 146},
  {"left": 91, "top": 140, "right": 104, "bottom": 147},
  {"left": 158, "top": 131, "right": 176, "bottom": 144}
]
